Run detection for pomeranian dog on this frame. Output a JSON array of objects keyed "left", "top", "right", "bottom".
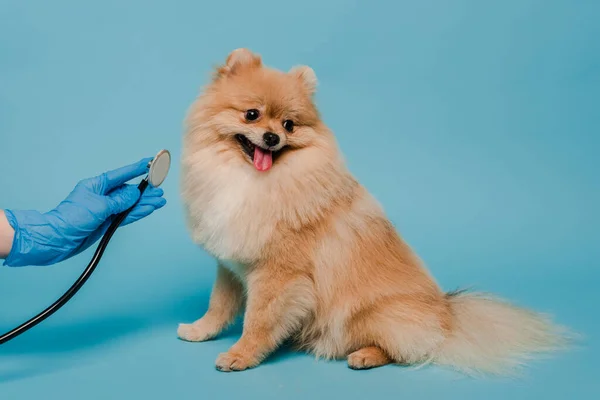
[{"left": 178, "top": 48, "right": 568, "bottom": 374}]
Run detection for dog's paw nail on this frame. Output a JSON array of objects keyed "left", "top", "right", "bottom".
[
  {"left": 215, "top": 351, "right": 255, "bottom": 372},
  {"left": 347, "top": 355, "right": 367, "bottom": 369}
]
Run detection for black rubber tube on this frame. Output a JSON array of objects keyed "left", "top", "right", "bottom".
[{"left": 0, "top": 178, "right": 149, "bottom": 345}]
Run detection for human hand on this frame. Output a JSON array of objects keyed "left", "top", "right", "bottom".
[{"left": 3, "top": 158, "right": 166, "bottom": 267}]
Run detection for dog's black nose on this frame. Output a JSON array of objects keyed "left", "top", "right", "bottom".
[{"left": 263, "top": 132, "right": 280, "bottom": 147}]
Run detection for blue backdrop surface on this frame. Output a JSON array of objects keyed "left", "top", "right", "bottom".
[{"left": 1, "top": 1, "right": 598, "bottom": 399}]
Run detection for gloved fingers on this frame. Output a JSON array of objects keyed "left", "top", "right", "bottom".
[
  {"left": 103, "top": 184, "right": 164, "bottom": 213},
  {"left": 140, "top": 186, "right": 164, "bottom": 198},
  {"left": 137, "top": 187, "right": 165, "bottom": 207},
  {"left": 121, "top": 200, "right": 166, "bottom": 226},
  {"left": 142, "top": 196, "right": 167, "bottom": 209},
  {"left": 87, "top": 189, "right": 165, "bottom": 234},
  {"left": 108, "top": 184, "right": 162, "bottom": 197},
  {"left": 119, "top": 186, "right": 165, "bottom": 225},
  {"left": 99, "top": 157, "right": 153, "bottom": 194},
  {"left": 74, "top": 194, "right": 166, "bottom": 254},
  {"left": 105, "top": 185, "right": 142, "bottom": 216}
]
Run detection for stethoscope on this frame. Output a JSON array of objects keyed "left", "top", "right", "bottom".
[{"left": 0, "top": 149, "right": 171, "bottom": 345}]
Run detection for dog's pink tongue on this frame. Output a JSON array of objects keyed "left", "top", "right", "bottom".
[{"left": 253, "top": 147, "right": 273, "bottom": 171}]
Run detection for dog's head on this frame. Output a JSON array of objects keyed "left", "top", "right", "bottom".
[{"left": 186, "top": 48, "right": 337, "bottom": 173}]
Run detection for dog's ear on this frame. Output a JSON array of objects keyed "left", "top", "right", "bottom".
[
  {"left": 289, "top": 66, "right": 317, "bottom": 95},
  {"left": 216, "top": 48, "right": 262, "bottom": 78}
]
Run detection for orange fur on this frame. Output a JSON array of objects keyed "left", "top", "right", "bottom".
[{"left": 179, "top": 49, "right": 570, "bottom": 374}]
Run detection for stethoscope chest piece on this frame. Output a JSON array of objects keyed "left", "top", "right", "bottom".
[{"left": 148, "top": 149, "right": 171, "bottom": 188}]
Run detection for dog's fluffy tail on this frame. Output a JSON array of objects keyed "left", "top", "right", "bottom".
[{"left": 433, "top": 290, "right": 571, "bottom": 375}]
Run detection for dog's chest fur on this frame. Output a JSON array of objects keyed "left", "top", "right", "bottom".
[{"left": 182, "top": 155, "right": 279, "bottom": 263}]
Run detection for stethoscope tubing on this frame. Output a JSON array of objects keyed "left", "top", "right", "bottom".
[{"left": 0, "top": 178, "right": 149, "bottom": 345}]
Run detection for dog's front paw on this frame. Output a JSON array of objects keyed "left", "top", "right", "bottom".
[
  {"left": 347, "top": 346, "right": 391, "bottom": 370},
  {"left": 215, "top": 351, "right": 258, "bottom": 372},
  {"left": 177, "top": 322, "right": 216, "bottom": 342}
]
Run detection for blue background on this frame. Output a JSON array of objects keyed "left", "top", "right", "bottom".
[{"left": 1, "top": 0, "right": 598, "bottom": 398}]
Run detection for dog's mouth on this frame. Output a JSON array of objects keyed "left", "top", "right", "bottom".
[{"left": 235, "top": 134, "right": 286, "bottom": 172}]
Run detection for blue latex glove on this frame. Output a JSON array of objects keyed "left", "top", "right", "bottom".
[{"left": 3, "top": 158, "right": 167, "bottom": 267}]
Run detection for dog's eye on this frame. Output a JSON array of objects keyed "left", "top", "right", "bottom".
[
  {"left": 283, "top": 120, "right": 294, "bottom": 133},
  {"left": 245, "top": 109, "right": 260, "bottom": 121}
]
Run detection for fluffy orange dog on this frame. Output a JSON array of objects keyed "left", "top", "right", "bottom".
[{"left": 179, "top": 49, "right": 567, "bottom": 374}]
